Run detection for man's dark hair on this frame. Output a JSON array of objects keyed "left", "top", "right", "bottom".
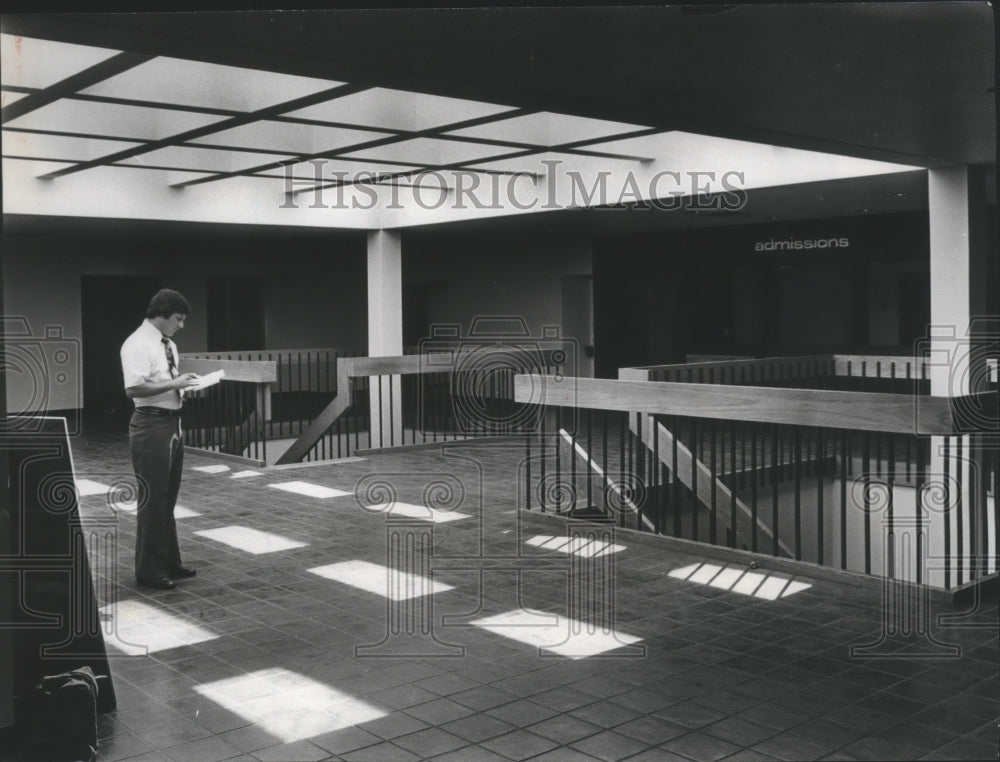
[{"left": 145, "top": 289, "right": 191, "bottom": 319}]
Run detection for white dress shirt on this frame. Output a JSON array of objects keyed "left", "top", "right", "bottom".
[{"left": 120, "top": 319, "right": 182, "bottom": 410}]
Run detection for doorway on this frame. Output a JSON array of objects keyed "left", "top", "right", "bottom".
[
  {"left": 403, "top": 280, "right": 448, "bottom": 349},
  {"left": 206, "top": 277, "right": 264, "bottom": 351},
  {"left": 561, "top": 275, "right": 594, "bottom": 378},
  {"left": 81, "top": 275, "right": 162, "bottom": 414}
]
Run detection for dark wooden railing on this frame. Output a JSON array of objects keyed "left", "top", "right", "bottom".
[
  {"left": 276, "top": 348, "right": 566, "bottom": 464},
  {"left": 515, "top": 373, "right": 998, "bottom": 590},
  {"left": 184, "top": 348, "right": 363, "bottom": 441},
  {"left": 622, "top": 354, "right": 944, "bottom": 394},
  {"left": 179, "top": 358, "right": 277, "bottom": 466}
]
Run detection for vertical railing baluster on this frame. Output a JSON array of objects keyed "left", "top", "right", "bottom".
[
  {"left": 817, "top": 427, "right": 824, "bottom": 566},
  {"left": 887, "top": 433, "right": 896, "bottom": 579},
  {"left": 555, "top": 406, "right": 562, "bottom": 513},
  {"left": 539, "top": 404, "right": 547, "bottom": 513},
  {"left": 620, "top": 411, "right": 627, "bottom": 527},
  {"left": 977, "top": 433, "right": 989, "bottom": 581},
  {"left": 863, "top": 433, "right": 872, "bottom": 575},
  {"left": 602, "top": 410, "right": 609, "bottom": 514},
  {"left": 956, "top": 436, "right": 964, "bottom": 586},
  {"left": 672, "top": 415, "right": 681, "bottom": 539},
  {"left": 915, "top": 435, "right": 925, "bottom": 585},
  {"left": 525, "top": 415, "right": 532, "bottom": 511},
  {"left": 709, "top": 419, "right": 717, "bottom": 546},
  {"left": 653, "top": 414, "right": 662, "bottom": 534},
  {"left": 944, "top": 436, "right": 953, "bottom": 588},
  {"left": 984, "top": 435, "right": 993, "bottom": 579},
  {"left": 691, "top": 418, "right": 699, "bottom": 543},
  {"left": 794, "top": 427, "right": 802, "bottom": 560},
  {"left": 739, "top": 418, "right": 747, "bottom": 493},
  {"left": 730, "top": 421, "right": 737, "bottom": 548},
  {"left": 568, "top": 411, "right": 577, "bottom": 513},
  {"left": 346, "top": 377, "right": 354, "bottom": 457},
  {"left": 771, "top": 423, "right": 779, "bottom": 557},
  {"left": 841, "top": 428, "right": 848, "bottom": 569},
  {"left": 389, "top": 374, "right": 395, "bottom": 447},
  {"left": 586, "top": 409, "right": 594, "bottom": 516},
  {"left": 751, "top": 421, "right": 758, "bottom": 552}
]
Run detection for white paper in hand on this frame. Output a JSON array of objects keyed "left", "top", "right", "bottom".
[{"left": 189, "top": 369, "right": 225, "bottom": 391}]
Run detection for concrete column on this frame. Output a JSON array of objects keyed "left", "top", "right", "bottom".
[
  {"left": 367, "top": 230, "right": 404, "bottom": 448},
  {"left": 0, "top": 245, "right": 11, "bottom": 728},
  {"left": 928, "top": 165, "right": 988, "bottom": 396},
  {"left": 925, "top": 166, "right": 991, "bottom": 589}
]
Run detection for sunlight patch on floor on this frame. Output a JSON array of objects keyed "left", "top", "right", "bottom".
[
  {"left": 100, "top": 598, "right": 219, "bottom": 655},
  {"left": 471, "top": 609, "right": 642, "bottom": 659},
  {"left": 308, "top": 559, "right": 454, "bottom": 600},
  {"left": 194, "top": 669, "right": 387, "bottom": 743},
  {"left": 669, "top": 562, "right": 812, "bottom": 599},
  {"left": 269, "top": 481, "right": 351, "bottom": 498},
  {"left": 525, "top": 534, "right": 625, "bottom": 558},
  {"left": 194, "top": 525, "right": 308, "bottom": 554}
]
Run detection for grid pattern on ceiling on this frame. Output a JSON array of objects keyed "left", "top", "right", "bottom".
[{"left": 1, "top": 34, "right": 660, "bottom": 192}]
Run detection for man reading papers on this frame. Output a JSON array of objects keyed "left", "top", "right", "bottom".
[{"left": 120, "top": 289, "right": 201, "bottom": 591}]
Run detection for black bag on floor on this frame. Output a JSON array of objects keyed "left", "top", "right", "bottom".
[{"left": 31, "top": 666, "right": 100, "bottom": 762}]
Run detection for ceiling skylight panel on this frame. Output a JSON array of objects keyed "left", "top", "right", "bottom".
[
  {"left": 2, "top": 131, "right": 140, "bottom": 161},
  {"left": 259, "top": 158, "right": 424, "bottom": 181},
  {"left": 1, "top": 91, "right": 29, "bottom": 108},
  {"left": 284, "top": 87, "right": 516, "bottom": 132},
  {"left": 339, "top": 137, "right": 511, "bottom": 166},
  {"left": 117, "top": 145, "right": 294, "bottom": 173},
  {"left": 468, "top": 150, "right": 587, "bottom": 175},
  {"left": 80, "top": 57, "right": 343, "bottom": 112},
  {"left": 188, "top": 120, "right": 384, "bottom": 155},
  {"left": 5, "top": 100, "right": 229, "bottom": 141},
  {"left": 1, "top": 34, "right": 122, "bottom": 90},
  {"left": 447, "top": 111, "right": 650, "bottom": 147}
]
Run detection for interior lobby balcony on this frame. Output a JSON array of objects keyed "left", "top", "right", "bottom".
[{"left": 4, "top": 409, "right": 996, "bottom": 762}]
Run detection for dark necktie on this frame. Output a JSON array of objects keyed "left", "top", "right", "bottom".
[
  {"left": 162, "top": 337, "right": 178, "bottom": 378},
  {"left": 162, "top": 337, "right": 183, "bottom": 401}
]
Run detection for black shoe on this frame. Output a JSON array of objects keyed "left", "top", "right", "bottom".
[
  {"left": 170, "top": 566, "right": 197, "bottom": 579},
  {"left": 137, "top": 576, "right": 176, "bottom": 590}
]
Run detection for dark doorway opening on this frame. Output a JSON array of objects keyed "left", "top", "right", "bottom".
[
  {"left": 403, "top": 281, "right": 448, "bottom": 348},
  {"left": 81, "top": 275, "right": 162, "bottom": 414},
  {"left": 898, "top": 271, "right": 930, "bottom": 350},
  {"left": 206, "top": 277, "right": 264, "bottom": 351}
]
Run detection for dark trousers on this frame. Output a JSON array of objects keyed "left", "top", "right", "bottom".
[{"left": 129, "top": 412, "right": 184, "bottom": 581}]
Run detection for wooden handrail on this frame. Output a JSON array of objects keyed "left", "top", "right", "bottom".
[
  {"left": 341, "top": 348, "right": 565, "bottom": 378},
  {"left": 625, "top": 354, "right": 832, "bottom": 378},
  {"left": 180, "top": 358, "right": 277, "bottom": 384},
  {"left": 184, "top": 347, "right": 361, "bottom": 358},
  {"left": 515, "top": 374, "right": 992, "bottom": 435},
  {"left": 622, "top": 354, "right": 952, "bottom": 382},
  {"left": 275, "top": 348, "right": 567, "bottom": 464}
]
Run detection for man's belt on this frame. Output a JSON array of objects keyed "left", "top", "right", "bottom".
[{"left": 134, "top": 406, "right": 183, "bottom": 418}]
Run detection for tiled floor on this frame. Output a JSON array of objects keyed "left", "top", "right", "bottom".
[{"left": 10, "top": 424, "right": 1000, "bottom": 761}]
